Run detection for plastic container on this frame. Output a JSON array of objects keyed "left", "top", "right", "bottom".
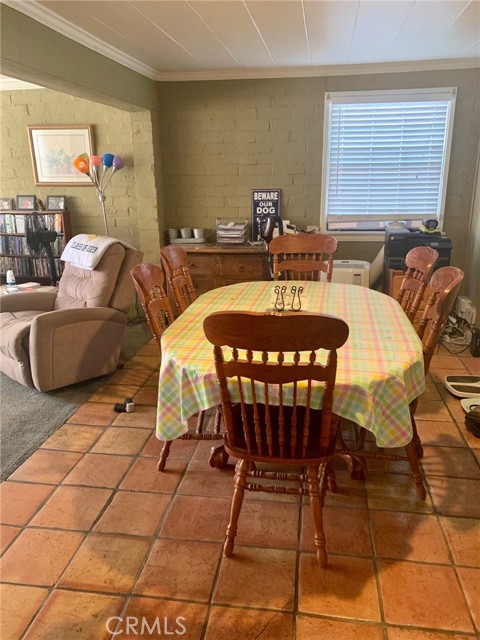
[{"left": 6, "top": 269, "right": 15, "bottom": 287}]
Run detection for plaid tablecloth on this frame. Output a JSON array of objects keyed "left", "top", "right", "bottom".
[{"left": 157, "top": 281, "right": 425, "bottom": 448}]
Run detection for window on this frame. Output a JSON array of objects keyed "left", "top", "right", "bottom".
[{"left": 321, "top": 88, "right": 456, "bottom": 233}]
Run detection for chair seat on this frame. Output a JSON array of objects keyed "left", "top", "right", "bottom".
[{"left": 0, "top": 310, "right": 43, "bottom": 360}]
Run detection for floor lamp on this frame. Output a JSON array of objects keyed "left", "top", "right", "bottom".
[{"left": 73, "top": 153, "right": 125, "bottom": 236}]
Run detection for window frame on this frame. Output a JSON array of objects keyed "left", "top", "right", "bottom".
[{"left": 320, "top": 87, "right": 457, "bottom": 238}]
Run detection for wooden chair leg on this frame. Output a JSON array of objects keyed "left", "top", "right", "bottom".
[
  {"left": 308, "top": 463, "right": 328, "bottom": 567},
  {"left": 409, "top": 402, "right": 424, "bottom": 458},
  {"left": 196, "top": 410, "right": 206, "bottom": 435},
  {"left": 405, "top": 441, "right": 426, "bottom": 500},
  {"left": 213, "top": 406, "right": 222, "bottom": 434},
  {"left": 223, "top": 459, "right": 248, "bottom": 558},
  {"left": 157, "top": 440, "right": 172, "bottom": 472},
  {"left": 326, "top": 461, "right": 337, "bottom": 493}
]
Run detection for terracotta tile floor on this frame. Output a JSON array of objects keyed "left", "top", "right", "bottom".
[{"left": 1, "top": 341, "right": 479, "bottom": 639}]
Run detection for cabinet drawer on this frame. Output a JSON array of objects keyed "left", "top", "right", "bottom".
[
  {"left": 186, "top": 254, "right": 214, "bottom": 275},
  {"left": 218, "top": 255, "right": 264, "bottom": 276}
]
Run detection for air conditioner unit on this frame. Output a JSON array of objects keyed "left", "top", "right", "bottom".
[{"left": 329, "top": 260, "right": 371, "bottom": 287}]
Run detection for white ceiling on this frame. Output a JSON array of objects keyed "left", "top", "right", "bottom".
[{"left": 5, "top": 0, "right": 480, "bottom": 81}]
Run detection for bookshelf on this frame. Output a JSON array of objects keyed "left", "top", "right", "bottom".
[{"left": 0, "top": 210, "right": 72, "bottom": 285}]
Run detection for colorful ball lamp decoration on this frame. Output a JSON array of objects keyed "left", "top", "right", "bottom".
[{"left": 73, "top": 152, "right": 125, "bottom": 236}]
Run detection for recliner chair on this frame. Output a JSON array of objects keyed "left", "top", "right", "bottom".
[{"left": 0, "top": 241, "right": 143, "bottom": 392}]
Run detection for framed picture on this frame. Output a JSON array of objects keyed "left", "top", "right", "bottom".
[
  {"left": 46, "top": 195, "right": 66, "bottom": 211},
  {"left": 27, "top": 125, "right": 94, "bottom": 186},
  {"left": 16, "top": 195, "right": 37, "bottom": 210},
  {"left": 0, "top": 198, "right": 13, "bottom": 210}
]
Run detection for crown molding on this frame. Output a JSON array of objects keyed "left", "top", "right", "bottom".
[
  {"left": 2, "top": 0, "right": 158, "bottom": 80},
  {"left": 154, "top": 57, "right": 480, "bottom": 82},
  {"left": 0, "top": 75, "right": 43, "bottom": 90},
  {"left": 3, "top": 1, "right": 479, "bottom": 83}
]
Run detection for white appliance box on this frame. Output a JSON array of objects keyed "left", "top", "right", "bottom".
[{"left": 328, "top": 260, "right": 371, "bottom": 287}]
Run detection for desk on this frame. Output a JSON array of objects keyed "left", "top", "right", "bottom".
[{"left": 157, "top": 281, "right": 425, "bottom": 448}]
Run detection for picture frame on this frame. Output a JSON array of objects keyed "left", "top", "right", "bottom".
[
  {"left": 0, "top": 198, "right": 13, "bottom": 210},
  {"left": 46, "top": 195, "right": 66, "bottom": 211},
  {"left": 27, "top": 125, "right": 94, "bottom": 186},
  {"left": 16, "top": 195, "right": 37, "bottom": 211}
]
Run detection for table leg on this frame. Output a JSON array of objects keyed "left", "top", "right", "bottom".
[{"left": 157, "top": 440, "right": 172, "bottom": 472}]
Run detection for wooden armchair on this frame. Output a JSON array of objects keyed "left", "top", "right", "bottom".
[
  {"left": 203, "top": 310, "right": 349, "bottom": 566},
  {"left": 396, "top": 246, "right": 439, "bottom": 322},
  {"left": 130, "top": 263, "right": 223, "bottom": 471},
  {"left": 269, "top": 233, "right": 338, "bottom": 281}
]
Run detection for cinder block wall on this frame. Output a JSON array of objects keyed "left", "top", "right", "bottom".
[
  {"left": 0, "top": 88, "right": 140, "bottom": 246},
  {"left": 158, "top": 70, "right": 480, "bottom": 267},
  {"left": 158, "top": 78, "right": 324, "bottom": 244}
]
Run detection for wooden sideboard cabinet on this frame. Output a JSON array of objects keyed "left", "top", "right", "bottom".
[{"left": 179, "top": 244, "right": 270, "bottom": 295}]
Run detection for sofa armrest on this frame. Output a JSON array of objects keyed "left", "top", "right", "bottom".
[
  {"left": 30, "top": 307, "right": 128, "bottom": 392},
  {"left": 0, "top": 291, "right": 57, "bottom": 313}
]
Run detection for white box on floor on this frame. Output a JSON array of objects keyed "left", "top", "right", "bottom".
[{"left": 326, "top": 260, "right": 371, "bottom": 287}]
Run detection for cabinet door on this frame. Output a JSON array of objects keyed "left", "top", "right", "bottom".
[{"left": 217, "top": 254, "right": 265, "bottom": 278}]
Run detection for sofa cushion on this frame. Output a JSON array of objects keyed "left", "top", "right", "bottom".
[{"left": 0, "top": 310, "right": 43, "bottom": 360}]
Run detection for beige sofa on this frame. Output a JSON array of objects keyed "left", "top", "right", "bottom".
[{"left": 0, "top": 242, "right": 143, "bottom": 392}]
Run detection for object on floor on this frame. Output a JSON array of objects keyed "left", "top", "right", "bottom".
[
  {"left": 464, "top": 406, "right": 480, "bottom": 438},
  {"left": 461, "top": 397, "right": 480, "bottom": 413},
  {"left": 444, "top": 375, "right": 480, "bottom": 398}
]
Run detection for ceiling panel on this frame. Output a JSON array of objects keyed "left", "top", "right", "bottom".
[
  {"left": 131, "top": 0, "right": 240, "bottom": 69},
  {"left": 426, "top": 1, "right": 480, "bottom": 58},
  {"left": 304, "top": 1, "right": 359, "bottom": 65},
  {"left": 388, "top": 1, "right": 470, "bottom": 60},
  {"left": 349, "top": 1, "right": 415, "bottom": 63},
  {"left": 192, "top": 1, "right": 273, "bottom": 68},
  {"left": 244, "top": 0, "right": 310, "bottom": 66}
]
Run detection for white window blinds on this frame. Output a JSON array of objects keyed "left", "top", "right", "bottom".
[{"left": 322, "top": 89, "right": 456, "bottom": 229}]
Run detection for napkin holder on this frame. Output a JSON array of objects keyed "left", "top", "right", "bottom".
[{"left": 269, "top": 285, "right": 308, "bottom": 312}]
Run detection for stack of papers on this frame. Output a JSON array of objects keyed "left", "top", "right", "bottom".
[{"left": 216, "top": 220, "right": 248, "bottom": 245}]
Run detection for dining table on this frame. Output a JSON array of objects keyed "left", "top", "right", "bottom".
[{"left": 156, "top": 280, "right": 426, "bottom": 463}]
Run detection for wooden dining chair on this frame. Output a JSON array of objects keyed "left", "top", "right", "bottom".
[
  {"left": 130, "top": 263, "right": 223, "bottom": 471},
  {"left": 203, "top": 310, "right": 349, "bottom": 566},
  {"left": 130, "top": 263, "right": 174, "bottom": 349},
  {"left": 269, "top": 233, "right": 338, "bottom": 281},
  {"left": 396, "top": 246, "right": 439, "bottom": 322},
  {"left": 408, "top": 266, "right": 465, "bottom": 454},
  {"left": 345, "top": 266, "right": 464, "bottom": 492},
  {"left": 160, "top": 245, "right": 197, "bottom": 314}
]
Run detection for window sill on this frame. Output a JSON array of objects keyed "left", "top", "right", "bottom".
[{"left": 328, "top": 232, "right": 385, "bottom": 242}]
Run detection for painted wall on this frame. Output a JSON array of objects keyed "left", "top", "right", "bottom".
[
  {"left": 0, "top": 88, "right": 141, "bottom": 245},
  {"left": 157, "top": 69, "right": 480, "bottom": 270},
  {"left": 466, "top": 145, "right": 480, "bottom": 311},
  {"left": 0, "top": 4, "right": 158, "bottom": 112}
]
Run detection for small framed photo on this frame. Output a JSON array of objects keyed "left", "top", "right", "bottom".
[
  {"left": 0, "top": 198, "right": 13, "bottom": 210},
  {"left": 46, "top": 195, "right": 66, "bottom": 210},
  {"left": 16, "top": 195, "right": 37, "bottom": 211}
]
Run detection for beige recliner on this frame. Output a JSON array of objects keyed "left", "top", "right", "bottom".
[{"left": 0, "top": 242, "right": 143, "bottom": 392}]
